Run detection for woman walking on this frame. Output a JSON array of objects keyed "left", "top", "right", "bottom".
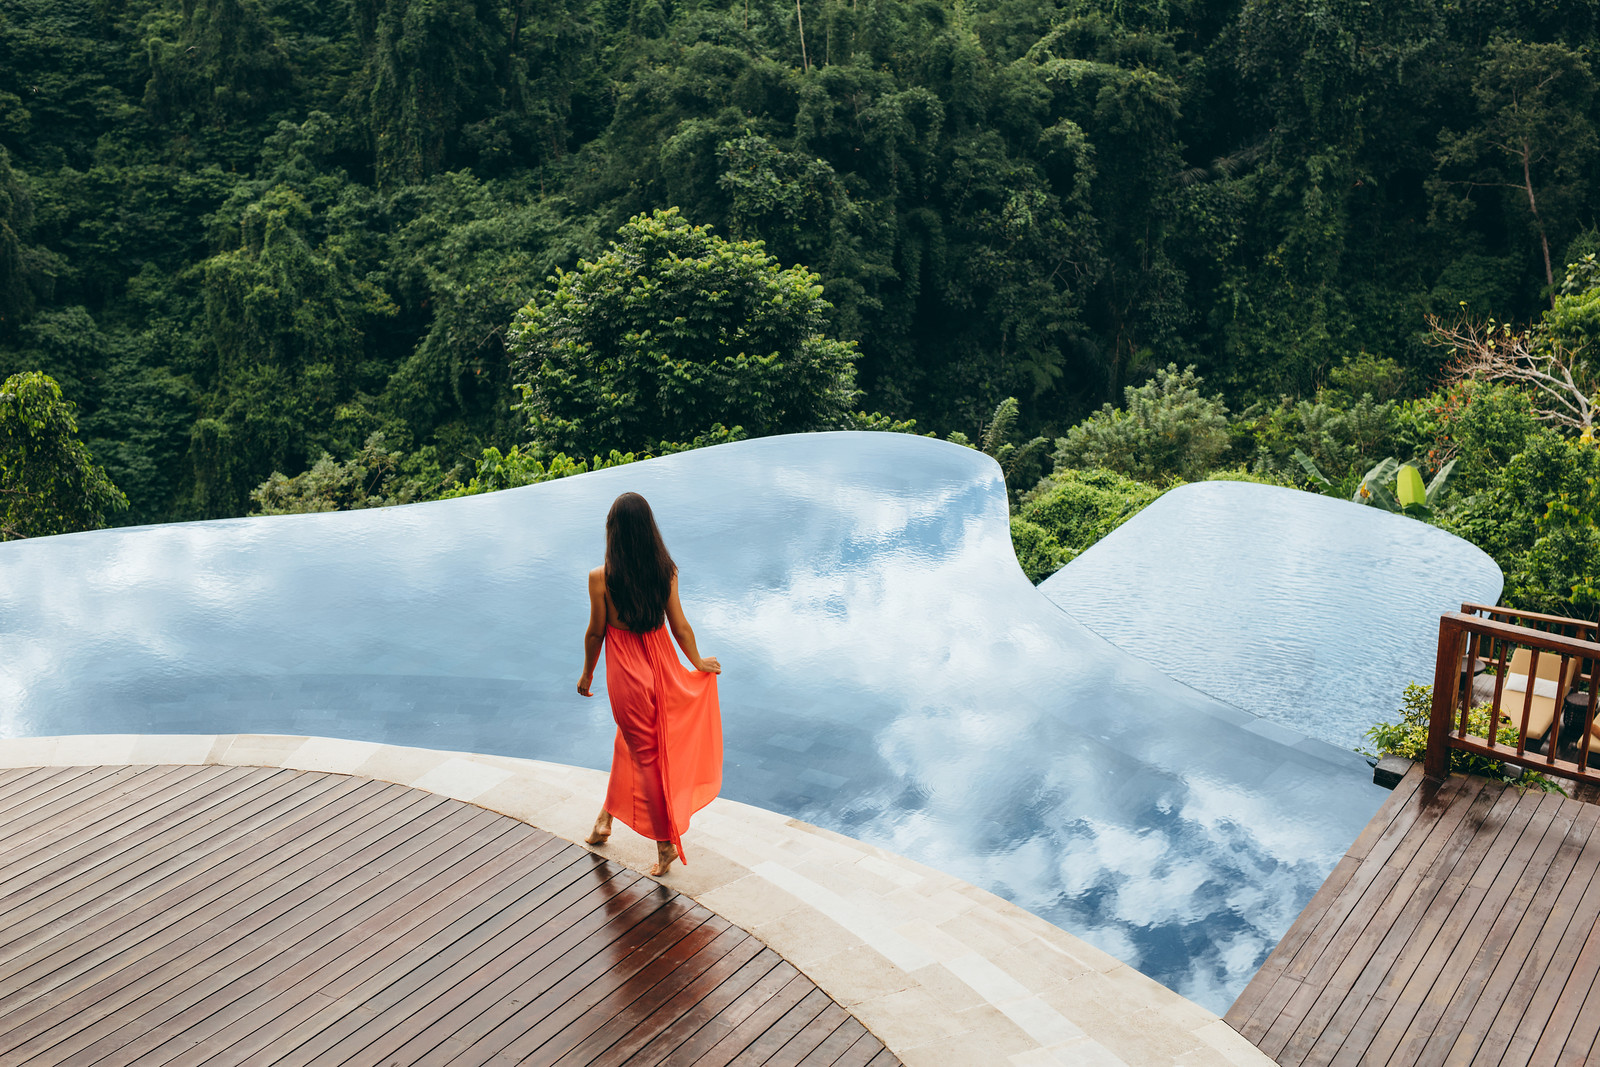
[{"left": 577, "top": 492, "right": 723, "bottom": 877}]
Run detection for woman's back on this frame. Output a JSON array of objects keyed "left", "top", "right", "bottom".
[
  {"left": 577, "top": 491, "right": 723, "bottom": 877},
  {"left": 591, "top": 564, "right": 654, "bottom": 632}
]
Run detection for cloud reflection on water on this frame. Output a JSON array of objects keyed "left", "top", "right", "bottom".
[{"left": 0, "top": 432, "right": 1415, "bottom": 1012}]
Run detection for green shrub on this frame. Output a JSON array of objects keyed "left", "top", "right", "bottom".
[
  {"left": 1009, "top": 517, "right": 1067, "bottom": 583},
  {"left": 1203, "top": 468, "right": 1297, "bottom": 486},
  {"left": 1015, "top": 468, "right": 1164, "bottom": 582},
  {"left": 440, "top": 444, "right": 638, "bottom": 498},
  {"left": 1362, "top": 684, "right": 1565, "bottom": 794},
  {"left": 1053, "top": 364, "right": 1230, "bottom": 483}
]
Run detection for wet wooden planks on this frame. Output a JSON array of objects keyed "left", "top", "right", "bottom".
[
  {"left": 1226, "top": 764, "right": 1600, "bottom": 1066},
  {"left": 0, "top": 764, "right": 900, "bottom": 1067}
]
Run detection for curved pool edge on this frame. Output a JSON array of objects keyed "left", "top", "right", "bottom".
[{"left": 0, "top": 733, "right": 1272, "bottom": 1067}]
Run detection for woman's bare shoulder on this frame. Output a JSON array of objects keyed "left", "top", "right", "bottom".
[{"left": 588, "top": 566, "right": 606, "bottom": 587}]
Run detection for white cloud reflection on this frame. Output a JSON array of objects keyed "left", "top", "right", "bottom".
[{"left": 0, "top": 432, "right": 1393, "bottom": 1014}]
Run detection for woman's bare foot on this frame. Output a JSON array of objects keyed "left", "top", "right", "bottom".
[
  {"left": 649, "top": 841, "right": 676, "bottom": 877},
  {"left": 584, "top": 810, "right": 613, "bottom": 846}
]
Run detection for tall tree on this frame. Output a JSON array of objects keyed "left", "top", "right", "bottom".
[
  {"left": 142, "top": 0, "right": 295, "bottom": 161},
  {"left": 192, "top": 185, "right": 393, "bottom": 514},
  {"left": 358, "top": 0, "right": 510, "bottom": 187},
  {"left": 511, "top": 208, "right": 861, "bottom": 455},
  {"left": 0, "top": 371, "right": 127, "bottom": 540},
  {"left": 1431, "top": 40, "right": 1598, "bottom": 299}
]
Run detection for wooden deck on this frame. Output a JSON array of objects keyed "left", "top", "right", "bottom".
[
  {"left": 0, "top": 763, "right": 899, "bottom": 1066},
  {"left": 1226, "top": 765, "right": 1600, "bottom": 1067}
]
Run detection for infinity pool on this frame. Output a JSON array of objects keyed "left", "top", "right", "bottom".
[
  {"left": 1041, "top": 481, "right": 1504, "bottom": 751},
  {"left": 0, "top": 433, "right": 1483, "bottom": 1012}
]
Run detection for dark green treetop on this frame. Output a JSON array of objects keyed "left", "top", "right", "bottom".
[
  {"left": 510, "top": 208, "right": 860, "bottom": 456},
  {"left": 0, "top": 371, "right": 127, "bottom": 540}
]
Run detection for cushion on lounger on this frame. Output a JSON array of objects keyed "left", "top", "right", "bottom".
[{"left": 1504, "top": 674, "right": 1560, "bottom": 700}]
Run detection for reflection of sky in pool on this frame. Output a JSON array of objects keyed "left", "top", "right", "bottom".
[
  {"left": 0, "top": 432, "right": 1456, "bottom": 1012},
  {"left": 1041, "top": 482, "right": 1504, "bottom": 752}
]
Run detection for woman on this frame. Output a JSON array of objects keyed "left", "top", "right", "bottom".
[{"left": 577, "top": 492, "right": 723, "bottom": 877}]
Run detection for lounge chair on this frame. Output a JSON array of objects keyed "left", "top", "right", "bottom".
[{"left": 1492, "top": 646, "right": 1576, "bottom": 745}]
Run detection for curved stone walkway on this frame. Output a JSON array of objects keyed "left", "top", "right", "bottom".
[{"left": 0, "top": 735, "right": 1272, "bottom": 1067}]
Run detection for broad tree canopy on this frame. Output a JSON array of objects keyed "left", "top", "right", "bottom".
[{"left": 510, "top": 209, "right": 860, "bottom": 456}]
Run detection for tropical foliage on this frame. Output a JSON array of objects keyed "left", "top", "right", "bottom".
[
  {"left": 0, "top": 0, "right": 1596, "bottom": 628},
  {"left": 510, "top": 208, "right": 861, "bottom": 456},
  {"left": 1361, "top": 684, "right": 1564, "bottom": 794},
  {"left": 0, "top": 371, "right": 127, "bottom": 539}
]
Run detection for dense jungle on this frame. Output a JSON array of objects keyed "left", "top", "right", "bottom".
[{"left": 0, "top": 0, "right": 1596, "bottom": 618}]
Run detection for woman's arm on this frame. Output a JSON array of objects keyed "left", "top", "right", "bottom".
[
  {"left": 665, "top": 572, "right": 721, "bottom": 674},
  {"left": 578, "top": 567, "right": 607, "bottom": 696}
]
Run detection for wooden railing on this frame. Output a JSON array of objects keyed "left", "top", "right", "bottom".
[
  {"left": 1425, "top": 611, "right": 1600, "bottom": 785},
  {"left": 1458, "top": 601, "right": 1598, "bottom": 644}
]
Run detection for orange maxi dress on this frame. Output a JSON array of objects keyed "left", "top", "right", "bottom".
[{"left": 603, "top": 623, "right": 723, "bottom": 863}]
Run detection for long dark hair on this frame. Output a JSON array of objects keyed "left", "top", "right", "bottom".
[{"left": 605, "top": 492, "right": 676, "bottom": 632}]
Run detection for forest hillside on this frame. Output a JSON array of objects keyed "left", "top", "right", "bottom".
[{"left": 0, "top": 0, "right": 1596, "bottom": 618}]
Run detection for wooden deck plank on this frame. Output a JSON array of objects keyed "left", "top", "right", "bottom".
[
  {"left": 0, "top": 779, "right": 444, "bottom": 1040},
  {"left": 0, "top": 765, "right": 897, "bottom": 1067},
  {"left": 0, "top": 766, "right": 310, "bottom": 947},
  {"left": 7, "top": 806, "right": 510, "bottom": 1066},
  {"left": 0, "top": 768, "right": 345, "bottom": 1007},
  {"left": 1325, "top": 780, "right": 1532, "bottom": 1067},
  {"left": 262, "top": 854, "right": 638, "bottom": 1064},
  {"left": 1557, "top": 957, "right": 1600, "bottom": 1065},
  {"left": 574, "top": 939, "right": 774, "bottom": 1067},
  {"left": 1233, "top": 768, "right": 1600, "bottom": 1067},
  {"left": 675, "top": 973, "right": 819, "bottom": 1067},
  {"left": 0, "top": 765, "right": 70, "bottom": 812},
  {"left": 1415, "top": 789, "right": 1581, "bottom": 1067},
  {"left": 66, "top": 811, "right": 521, "bottom": 1067},
  {"left": 510, "top": 914, "right": 732, "bottom": 1066},
  {"left": 1253, "top": 772, "right": 1478, "bottom": 1058},
  {"left": 0, "top": 771, "right": 377, "bottom": 976},
  {"left": 1469, "top": 801, "right": 1600, "bottom": 1065},
  {"left": 147, "top": 829, "right": 582, "bottom": 1067},
  {"left": 1385, "top": 789, "right": 1571, "bottom": 1067},
  {"left": 164, "top": 834, "right": 584, "bottom": 1067},
  {"left": 1505, "top": 821, "right": 1600, "bottom": 1064},
  {"left": 831, "top": 1031, "right": 892, "bottom": 1067},
  {"left": 425, "top": 895, "right": 707, "bottom": 1066},
  {"left": 540, "top": 921, "right": 753, "bottom": 1067},
  {"left": 722, "top": 985, "right": 835, "bottom": 1066},
  {"left": 1234, "top": 767, "right": 1456, "bottom": 1044},
  {"left": 315, "top": 871, "right": 669, "bottom": 1066},
  {"left": 793, "top": 1016, "right": 870, "bottom": 1066},
  {"left": 1274, "top": 774, "right": 1490, "bottom": 1064},
  {"left": 1298, "top": 778, "right": 1504, "bottom": 1066},
  {"left": 1528, "top": 860, "right": 1600, "bottom": 1061},
  {"left": 0, "top": 771, "right": 419, "bottom": 1017},
  {"left": 0, "top": 776, "right": 421, "bottom": 1009},
  {"left": 764, "top": 1002, "right": 855, "bottom": 1067},
  {"left": 0, "top": 765, "right": 139, "bottom": 857},
  {"left": 433, "top": 908, "right": 716, "bottom": 1066},
  {"left": 619, "top": 953, "right": 800, "bottom": 1067},
  {"left": 0, "top": 765, "right": 222, "bottom": 892}
]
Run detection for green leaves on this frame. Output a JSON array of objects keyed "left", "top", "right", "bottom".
[
  {"left": 509, "top": 208, "right": 861, "bottom": 457},
  {"left": 1053, "top": 364, "right": 1230, "bottom": 483},
  {"left": 1012, "top": 467, "right": 1164, "bottom": 583},
  {"left": 0, "top": 371, "right": 127, "bottom": 539}
]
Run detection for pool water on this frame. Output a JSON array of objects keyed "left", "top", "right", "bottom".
[
  {"left": 0, "top": 433, "right": 1485, "bottom": 1012},
  {"left": 1041, "top": 481, "right": 1504, "bottom": 752}
]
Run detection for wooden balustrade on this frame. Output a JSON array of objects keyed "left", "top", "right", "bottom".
[
  {"left": 1459, "top": 601, "right": 1599, "bottom": 643},
  {"left": 1425, "top": 610, "right": 1600, "bottom": 785}
]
